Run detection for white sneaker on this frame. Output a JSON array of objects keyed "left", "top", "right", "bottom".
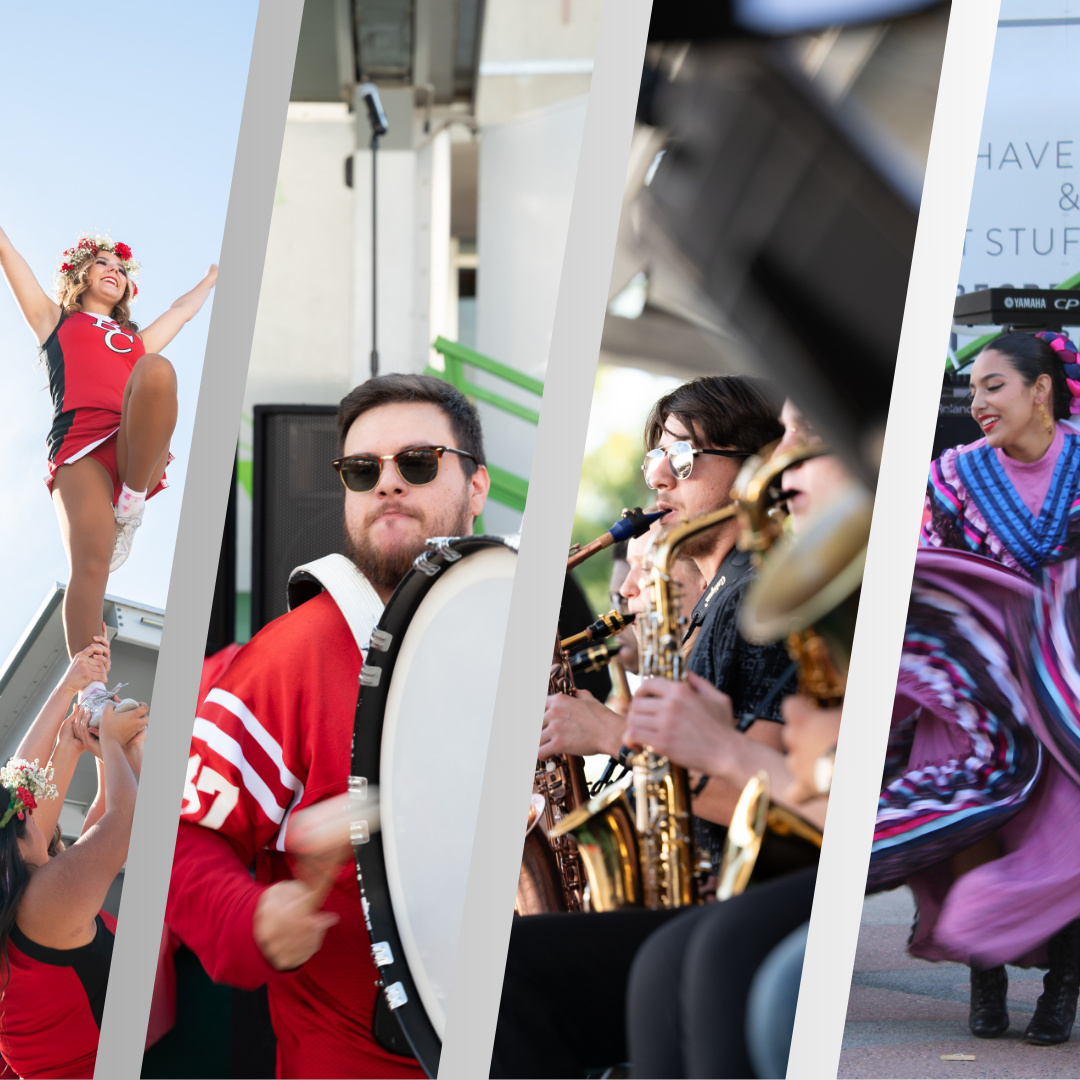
[
  {"left": 110, "top": 508, "right": 144, "bottom": 572},
  {"left": 80, "top": 683, "right": 135, "bottom": 728}
]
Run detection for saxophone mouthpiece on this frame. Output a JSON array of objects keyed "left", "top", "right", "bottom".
[
  {"left": 611, "top": 507, "right": 665, "bottom": 543},
  {"left": 566, "top": 509, "right": 665, "bottom": 571}
]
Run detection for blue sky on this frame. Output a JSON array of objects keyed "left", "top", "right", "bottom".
[{"left": 0, "top": 2, "right": 258, "bottom": 660}]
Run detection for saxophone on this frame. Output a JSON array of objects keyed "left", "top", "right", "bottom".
[
  {"left": 551, "top": 450, "right": 842, "bottom": 909},
  {"left": 550, "top": 506, "right": 737, "bottom": 911},
  {"left": 517, "top": 509, "right": 663, "bottom": 915},
  {"left": 528, "top": 634, "right": 592, "bottom": 913}
]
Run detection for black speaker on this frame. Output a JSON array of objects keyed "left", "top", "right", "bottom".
[
  {"left": 205, "top": 455, "right": 238, "bottom": 656},
  {"left": 251, "top": 405, "right": 343, "bottom": 635}
]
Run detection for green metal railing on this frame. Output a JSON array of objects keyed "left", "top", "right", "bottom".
[
  {"left": 950, "top": 270, "right": 1080, "bottom": 368},
  {"left": 425, "top": 336, "right": 541, "bottom": 516}
]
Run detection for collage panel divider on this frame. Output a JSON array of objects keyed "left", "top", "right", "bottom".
[{"left": 436, "top": 0, "right": 654, "bottom": 1075}]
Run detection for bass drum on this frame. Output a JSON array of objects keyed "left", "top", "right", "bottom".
[{"left": 351, "top": 534, "right": 518, "bottom": 1078}]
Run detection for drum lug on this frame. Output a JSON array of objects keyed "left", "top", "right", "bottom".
[
  {"left": 368, "top": 628, "right": 393, "bottom": 652},
  {"left": 371, "top": 940, "right": 395, "bottom": 967},
  {"left": 360, "top": 667, "right": 382, "bottom": 687},
  {"left": 412, "top": 537, "right": 463, "bottom": 576},
  {"left": 384, "top": 981, "right": 409, "bottom": 1010},
  {"left": 412, "top": 551, "right": 441, "bottom": 576},
  {"left": 425, "top": 537, "right": 463, "bottom": 562},
  {"left": 348, "top": 775, "right": 371, "bottom": 844}
]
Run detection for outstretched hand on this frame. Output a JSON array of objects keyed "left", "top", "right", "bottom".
[
  {"left": 60, "top": 625, "right": 111, "bottom": 696},
  {"left": 98, "top": 701, "right": 149, "bottom": 747},
  {"left": 205, "top": 264, "right": 218, "bottom": 288},
  {"left": 68, "top": 706, "right": 102, "bottom": 759}
]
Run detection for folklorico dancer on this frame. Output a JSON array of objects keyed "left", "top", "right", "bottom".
[
  {"left": 0, "top": 224, "right": 216, "bottom": 719},
  {"left": 870, "top": 330, "right": 1080, "bottom": 1045}
]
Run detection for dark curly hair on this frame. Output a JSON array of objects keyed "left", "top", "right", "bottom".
[{"left": 643, "top": 375, "right": 783, "bottom": 454}]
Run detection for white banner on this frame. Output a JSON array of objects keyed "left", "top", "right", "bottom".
[{"left": 961, "top": 3, "right": 1080, "bottom": 294}]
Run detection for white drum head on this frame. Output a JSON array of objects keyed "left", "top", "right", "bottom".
[{"left": 379, "top": 544, "right": 517, "bottom": 1038}]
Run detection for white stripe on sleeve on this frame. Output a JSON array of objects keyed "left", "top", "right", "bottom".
[
  {"left": 192, "top": 717, "right": 291, "bottom": 826},
  {"left": 203, "top": 687, "right": 304, "bottom": 794}
]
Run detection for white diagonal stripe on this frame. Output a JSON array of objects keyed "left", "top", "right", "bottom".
[
  {"left": 204, "top": 687, "right": 304, "bottom": 794},
  {"left": 192, "top": 717, "right": 289, "bottom": 826}
]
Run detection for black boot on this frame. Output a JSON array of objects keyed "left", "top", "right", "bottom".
[
  {"left": 1026, "top": 920, "right": 1080, "bottom": 1045},
  {"left": 969, "top": 964, "right": 1009, "bottom": 1037}
]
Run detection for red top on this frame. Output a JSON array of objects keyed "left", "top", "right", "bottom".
[
  {"left": 41, "top": 310, "right": 146, "bottom": 462},
  {"left": 0, "top": 911, "right": 116, "bottom": 1079},
  {"left": 167, "top": 592, "right": 424, "bottom": 1079}
]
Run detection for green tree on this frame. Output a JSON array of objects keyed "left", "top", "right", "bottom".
[{"left": 571, "top": 429, "right": 653, "bottom": 615}]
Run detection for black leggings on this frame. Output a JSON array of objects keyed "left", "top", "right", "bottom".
[
  {"left": 628, "top": 867, "right": 817, "bottom": 1078},
  {"left": 489, "top": 867, "right": 817, "bottom": 1079}
]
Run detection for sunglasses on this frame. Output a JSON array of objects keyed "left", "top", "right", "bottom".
[
  {"left": 642, "top": 441, "right": 750, "bottom": 490},
  {"left": 331, "top": 446, "right": 476, "bottom": 493}
]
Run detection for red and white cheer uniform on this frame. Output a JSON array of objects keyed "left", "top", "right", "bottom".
[{"left": 41, "top": 310, "right": 169, "bottom": 504}]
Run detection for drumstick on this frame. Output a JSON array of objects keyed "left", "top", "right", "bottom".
[{"left": 284, "top": 789, "right": 382, "bottom": 896}]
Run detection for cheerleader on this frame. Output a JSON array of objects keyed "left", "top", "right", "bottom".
[{"left": 0, "top": 225, "right": 215, "bottom": 718}]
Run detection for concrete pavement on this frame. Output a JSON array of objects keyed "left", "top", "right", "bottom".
[{"left": 839, "top": 887, "right": 1080, "bottom": 1079}]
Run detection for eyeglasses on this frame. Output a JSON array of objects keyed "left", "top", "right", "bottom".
[
  {"left": 641, "top": 441, "right": 750, "bottom": 489},
  {"left": 331, "top": 446, "right": 477, "bottom": 493}
]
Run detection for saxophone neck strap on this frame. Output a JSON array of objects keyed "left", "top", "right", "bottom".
[
  {"left": 684, "top": 544, "right": 753, "bottom": 643},
  {"left": 287, "top": 553, "right": 386, "bottom": 660}
]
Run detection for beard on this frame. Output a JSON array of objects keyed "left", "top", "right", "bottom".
[{"left": 343, "top": 492, "right": 474, "bottom": 592}]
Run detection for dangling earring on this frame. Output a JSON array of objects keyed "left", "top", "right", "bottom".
[{"left": 1040, "top": 402, "right": 1055, "bottom": 434}]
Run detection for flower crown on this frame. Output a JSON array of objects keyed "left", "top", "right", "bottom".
[
  {"left": 1036, "top": 331, "right": 1080, "bottom": 415},
  {"left": 55, "top": 232, "right": 141, "bottom": 303},
  {"left": 0, "top": 759, "right": 57, "bottom": 830}
]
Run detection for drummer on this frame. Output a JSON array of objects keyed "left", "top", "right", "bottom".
[{"left": 168, "top": 374, "right": 490, "bottom": 1079}]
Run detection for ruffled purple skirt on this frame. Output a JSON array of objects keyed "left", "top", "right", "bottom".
[{"left": 870, "top": 549, "right": 1080, "bottom": 967}]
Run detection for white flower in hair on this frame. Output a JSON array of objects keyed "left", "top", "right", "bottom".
[
  {"left": 55, "top": 232, "right": 141, "bottom": 302},
  {"left": 0, "top": 759, "right": 58, "bottom": 829}
]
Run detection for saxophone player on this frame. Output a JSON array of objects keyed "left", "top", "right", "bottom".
[
  {"left": 493, "top": 376, "right": 804, "bottom": 1078},
  {"left": 621, "top": 399, "right": 853, "bottom": 1079}
]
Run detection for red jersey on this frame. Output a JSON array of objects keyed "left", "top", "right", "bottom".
[
  {"left": 41, "top": 310, "right": 146, "bottom": 462},
  {"left": 167, "top": 591, "right": 424, "bottom": 1080},
  {"left": 0, "top": 911, "right": 116, "bottom": 1079}
]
